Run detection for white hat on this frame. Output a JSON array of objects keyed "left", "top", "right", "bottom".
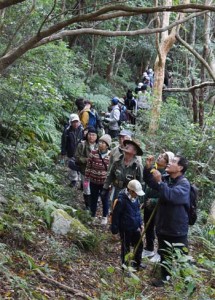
[
  {"left": 69, "top": 114, "right": 80, "bottom": 122},
  {"left": 127, "top": 180, "right": 145, "bottom": 196},
  {"left": 138, "top": 82, "right": 144, "bottom": 88},
  {"left": 165, "top": 151, "right": 175, "bottom": 163}
]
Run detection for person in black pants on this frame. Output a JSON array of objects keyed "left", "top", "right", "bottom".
[
  {"left": 142, "top": 151, "right": 175, "bottom": 259},
  {"left": 144, "top": 155, "right": 190, "bottom": 287},
  {"left": 111, "top": 180, "right": 145, "bottom": 271}
]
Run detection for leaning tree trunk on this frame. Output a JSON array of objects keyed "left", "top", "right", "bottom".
[
  {"left": 148, "top": 0, "right": 190, "bottom": 135},
  {"left": 148, "top": 0, "right": 177, "bottom": 134}
]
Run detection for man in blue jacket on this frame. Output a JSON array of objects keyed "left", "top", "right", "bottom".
[
  {"left": 111, "top": 180, "right": 145, "bottom": 271},
  {"left": 144, "top": 155, "right": 190, "bottom": 287}
]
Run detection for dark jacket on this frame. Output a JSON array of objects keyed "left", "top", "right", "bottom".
[
  {"left": 144, "top": 167, "right": 190, "bottom": 237},
  {"left": 61, "top": 124, "right": 83, "bottom": 158},
  {"left": 111, "top": 190, "right": 143, "bottom": 234},
  {"left": 125, "top": 98, "right": 136, "bottom": 111},
  {"left": 75, "top": 140, "right": 97, "bottom": 174},
  {"left": 143, "top": 168, "right": 166, "bottom": 210}
]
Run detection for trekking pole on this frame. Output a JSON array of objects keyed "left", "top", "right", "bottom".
[{"left": 131, "top": 201, "right": 159, "bottom": 262}]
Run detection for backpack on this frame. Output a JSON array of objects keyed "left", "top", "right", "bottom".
[
  {"left": 88, "top": 110, "right": 97, "bottom": 128},
  {"left": 188, "top": 183, "right": 198, "bottom": 225},
  {"left": 109, "top": 196, "right": 126, "bottom": 227},
  {"left": 117, "top": 106, "right": 128, "bottom": 126},
  {"left": 180, "top": 178, "right": 198, "bottom": 225}
]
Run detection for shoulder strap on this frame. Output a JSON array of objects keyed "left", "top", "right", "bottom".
[{"left": 99, "top": 152, "right": 108, "bottom": 171}]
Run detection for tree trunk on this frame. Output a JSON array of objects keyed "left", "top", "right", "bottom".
[
  {"left": 191, "top": 79, "right": 198, "bottom": 123},
  {"left": 115, "top": 17, "right": 132, "bottom": 77},
  {"left": 89, "top": 35, "right": 99, "bottom": 76},
  {"left": 148, "top": 0, "right": 176, "bottom": 134},
  {"left": 199, "top": 1, "right": 210, "bottom": 127},
  {"left": 148, "top": 0, "right": 191, "bottom": 134},
  {"left": 106, "top": 18, "right": 122, "bottom": 81}
]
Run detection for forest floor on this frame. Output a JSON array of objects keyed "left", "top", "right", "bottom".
[
  {"left": 0, "top": 187, "right": 171, "bottom": 300},
  {"left": 0, "top": 176, "right": 214, "bottom": 300}
]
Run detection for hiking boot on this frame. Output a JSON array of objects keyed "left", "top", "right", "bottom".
[
  {"left": 101, "top": 217, "right": 108, "bottom": 225},
  {"left": 142, "top": 249, "right": 155, "bottom": 258},
  {"left": 151, "top": 276, "right": 170, "bottom": 287},
  {"left": 150, "top": 253, "right": 161, "bottom": 263},
  {"left": 151, "top": 278, "right": 165, "bottom": 287}
]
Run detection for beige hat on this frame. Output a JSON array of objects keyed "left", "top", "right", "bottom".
[
  {"left": 99, "top": 134, "right": 112, "bottom": 148},
  {"left": 164, "top": 151, "right": 175, "bottom": 163},
  {"left": 127, "top": 180, "right": 145, "bottom": 196},
  {"left": 69, "top": 113, "right": 80, "bottom": 123},
  {"left": 123, "top": 139, "right": 143, "bottom": 156}
]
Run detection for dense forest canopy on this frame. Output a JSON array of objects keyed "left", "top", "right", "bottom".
[{"left": 0, "top": 0, "right": 214, "bottom": 299}]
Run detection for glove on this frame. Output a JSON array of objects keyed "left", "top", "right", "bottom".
[
  {"left": 101, "top": 188, "right": 109, "bottom": 198},
  {"left": 104, "top": 118, "right": 110, "bottom": 123}
]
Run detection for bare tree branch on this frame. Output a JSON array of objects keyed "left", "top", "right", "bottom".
[
  {"left": 37, "top": 0, "right": 57, "bottom": 36},
  {"left": 164, "top": 81, "right": 215, "bottom": 92},
  {"left": 0, "top": 4, "right": 212, "bottom": 73},
  {"left": 0, "top": 0, "right": 26, "bottom": 10},
  {"left": 2, "top": 0, "right": 36, "bottom": 55},
  {"left": 34, "top": 10, "right": 206, "bottom": 49},
  {"left": 176, "top": 33, "right": 215, "bottom": 81}
]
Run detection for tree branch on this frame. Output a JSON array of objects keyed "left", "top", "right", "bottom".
[
  {"left": 0, "top": 0, "right": 26, "bottom": 9},
  {"left": 2, "top": 0, "right": 35, "bottom": 56},
  {"left": 176, "top": 33, "right": 215, "bottom": 81},
  {"left": 163, "top": 81, "right": 215, "bottom": 92},
  {"left": 35, "top": 269, "right": 90, "bottom": 300},
  {"left": 34, "top": 10, "right": 206, "bottom": 49},
  {"left": 0, "top": 5, "right": 210, "bottom": 72},
  {"left": 37, "top": 0, "right": 57, "bottom": 36}
]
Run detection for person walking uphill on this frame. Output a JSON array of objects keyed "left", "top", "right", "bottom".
[
  {"left": 104, "top": 97, "right": 120, "bottom": 138},
  {"left": 84, "top": 134, "right": 112, "bottom": 225},
  {"left": 75, "top": 126, "right": 98, "bottom": 210},
  {"left": 61, "top": 114, "right": 83, "bottom": 187},
  {"left": 111, "top": 180, "right": 145, "bottom": 271},
  {"left": 144, "top": 155, "right": 190, "bottom": 287}
]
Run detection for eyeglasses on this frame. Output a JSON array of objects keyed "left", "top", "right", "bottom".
[{"left": 88, "top": 133, "right": 97, "bottom": 136}]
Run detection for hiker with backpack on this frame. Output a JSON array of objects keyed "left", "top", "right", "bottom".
[
  {"left": 61, "top": 114, "right": 84, "bottom": 187},
  {"left": 110, "top": 179, "right": 145, "bottom": 271},
  {"left": 142, "top": 151, "right": 175, "bottom": 262},
  {"left": 75, "top": 126, "right": 98, "bottom": 210},
  {"left": 124, "top": 90, "right": 136, "bottom": 125},
  {"left": 84, "top": 134, "right": 112, "bottom": 225},
  {"left": 144, "top": 155, "right": 191, "bottom": 287},
  {"left": 103, "top": 97, "right": 120, "bottom": 138},
  {"left": 79, "top": 100, "right": 103, "bottom": 133}
]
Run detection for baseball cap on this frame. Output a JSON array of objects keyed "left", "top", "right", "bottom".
[
  {"left": 127, "top": 180, "right": 145, "bottom": 196},
  {"left": 69, "top": 114, "right": 80, "bottom": 122},
  {"left": 119, "top": 129, "right": 132, "bottom": 137}
]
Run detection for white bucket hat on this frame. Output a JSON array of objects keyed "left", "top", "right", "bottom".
[{"left": 127, "top": 180, "right": 145, "bottom": 196}]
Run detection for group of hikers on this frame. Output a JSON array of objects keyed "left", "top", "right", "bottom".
[{"left": 60, "top": 88, "right": 191, "bottom": 287}]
